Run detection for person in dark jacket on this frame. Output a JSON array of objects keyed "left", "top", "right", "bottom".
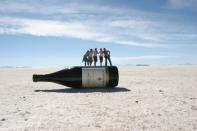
[{"left": 103, "top": 48, "right": 112, "bottom": 66}]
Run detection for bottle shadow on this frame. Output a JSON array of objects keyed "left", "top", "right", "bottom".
[{"left": 34, "top": 87, "right": 130, "bottom": 93}]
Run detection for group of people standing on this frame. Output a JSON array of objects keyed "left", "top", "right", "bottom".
[{"left": 82, "top": 48, "right": 112, "bottom": 66}]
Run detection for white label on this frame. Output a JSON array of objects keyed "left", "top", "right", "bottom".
[{"left": 82, "top": 68, "right": 107, "bottom": 87}]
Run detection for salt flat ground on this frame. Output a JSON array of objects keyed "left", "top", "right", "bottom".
[{"left": 0, "top": 66, "right": 197, "bottom": 131}]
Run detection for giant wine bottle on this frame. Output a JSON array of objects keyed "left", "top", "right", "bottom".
[{"left": 33, "top": 66, "right": 119, "bottom": 88}]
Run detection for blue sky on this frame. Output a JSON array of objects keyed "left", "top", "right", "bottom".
[{"left": 0, "top": 0, "right": 197, "bottom": 67}]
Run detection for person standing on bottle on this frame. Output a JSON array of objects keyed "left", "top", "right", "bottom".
[
  {"left": 99, "top": 48, "right": 104, "bottom": 66},
  {"left": 82, "top": 50, "right": 89, "bottom": 66},
  {"left": 89, "top": 49, "right": 93, "bottom": 66},
  {"left": 103, "top": 48, "right": 112, "bottom": 66},
  {"left": 93, "top": 48, "right": 98, "bottom": 66}
]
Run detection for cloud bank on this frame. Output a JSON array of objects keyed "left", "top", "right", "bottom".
[
  {"left": 167, "top": 0, "right": 197, "bottom": 10},
  {"left": 0, "top": 0, "right": 196, "bottom": 48}
]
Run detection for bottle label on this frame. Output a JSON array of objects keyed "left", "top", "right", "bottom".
[{"left": 82, "top": 68, "right": 107, "bottom": 87}]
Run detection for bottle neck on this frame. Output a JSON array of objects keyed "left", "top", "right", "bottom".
[{"left": 33, "top": 74, "right": 51, "bottom": 82}]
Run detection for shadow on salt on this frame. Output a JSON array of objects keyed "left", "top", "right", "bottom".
[{"left": 34, "top": 87, "right": 130, "bottom": 93}]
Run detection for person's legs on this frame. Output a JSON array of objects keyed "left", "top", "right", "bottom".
[
  {"left": 95, "top": 56, "right": 97, "bottom": 66},
  {"left": 99, "top": 56, "right": 101, "bottom": 66},
  {"left": 90, "top": 60, "right": 92, "bottom": 66},
  {"left": 100, "top": 56, "right": 103, "bottom": 66},
  {"left": 93, "top": 56, "right": 96, "bottom": 66},
  {"left": 108, "top": 57, "right": 112, "bottom": 66},
  {"left": 105, "top": 57, "right": 108, "bottom": 66},
  {"left": 87, "top": 59, "right": 89, "bottom": 66},
  {"left": 89, "top": 57, "right": 92, "bottom": 66}
]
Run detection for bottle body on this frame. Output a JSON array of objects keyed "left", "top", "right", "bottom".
[{"left": 33, "top": 66, "right": 119, "bottom": 88}]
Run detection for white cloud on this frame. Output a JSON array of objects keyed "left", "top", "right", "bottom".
[
  {"left": 109, "top": 20, "right": 153, "bottom": 30},
  {"left": 112, "top": 55, "right": 175, "bottom": 61},
  {"left": 0, "top": 17, "right": 105, "bottom": 41},
  {"left": 0, "top": 0, "right": 196, "bottom": 48},
  {"left": 0, "top": 17, "right": 168, "bottom": 47},
  {"left": 0, "top": 0, "right": 124, "bottom": 16},
  {"left": 167, "top": 0, "right": 197, "bottom": 10}
]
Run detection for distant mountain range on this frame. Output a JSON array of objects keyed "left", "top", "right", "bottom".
[{"left": 0, "top": 66, "right": 31, "bottom": 69}]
